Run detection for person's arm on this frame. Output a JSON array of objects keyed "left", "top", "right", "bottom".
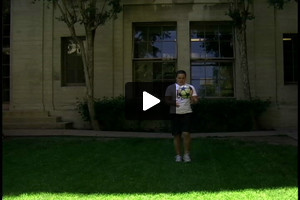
[
  {"left": 191, "top": 96, "right": 199, "bottom": 104},
  {"left": 190, "top": 85, "right": 199, "bottom": 104},
  {"left": 165, "top": 84, "right": 179, "bottom": 107},
  {"left": 165, "top": 96, "right": 179, "bottom": 107}
]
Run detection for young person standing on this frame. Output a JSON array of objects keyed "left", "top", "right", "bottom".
[{"left": 165, "top": 70, "right": 198, "bottom": 162}]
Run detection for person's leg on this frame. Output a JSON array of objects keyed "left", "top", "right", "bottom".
[
  {"left": 182, "top": 113, "right": 192, "bottom": 162},
  {"left": 182, "top": 132, "right": 191, "bottom": 155},
  {"left": 171, "top": 114, "right": 183, "bottom": 161},
  {"left": 174, "top": 134, "right": 182, "bottom": 156}
]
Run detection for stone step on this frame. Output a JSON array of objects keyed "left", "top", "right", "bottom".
[
  {"left": 3, "top": 110, "right": 50, "bottom": 118},
  {"left": 2, "top": 110, "right": 73, "bottom": 130},
  {"left": 3, "top": 122, "right": 73, "bottom": 129},
  {"left": 3, "top": 116, "right": 62, "bottom": 123}
]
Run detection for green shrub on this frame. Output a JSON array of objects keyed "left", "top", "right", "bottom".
[
  {"left": 76, "top": 96, "right": 271, "bottom": 132},
  {"left": 77, "top": 96, "right": 126, "bottom": 131},
  {"left": 191, "top": 98, "right": 271, "bottom": 132}
]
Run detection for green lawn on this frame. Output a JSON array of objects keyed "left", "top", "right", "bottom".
[{"left": 3, "top": 136, "right": 298, "bottom": 200}]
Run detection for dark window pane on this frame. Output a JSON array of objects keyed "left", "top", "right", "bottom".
[
  {"left": 191, "top": 22, "right": 233, "bottom": 59},
  {"left": 3, "top": 14, "right": 10, "bottom": 24},
  {"left": 205, "top": 85, "right": 218, "bottom": 97},
  {"left": 162, "top": 62, "right": 176, "bottom": 81},
  {"left": 190, "top": 27, "right": 205, "bottom": 39},
  {"left": 219, "top": 24, "right": 232, "bottom": 39},
  {"left": 191, "top": 80, "right": 200, "bottom": 95},
  {"left": 191, "top": 65, "right": 206, "bottom": 79},
  {"left": 134, "top": 61, "right": 176, "bottom": 82},
  {"left": 2, "top": 52, "right": 10, "bottom": 64},
  {"left": 134, "top": 41, "right": 148, "bottom": 58},
  {"left": 283, "top": 33, "right": 298, "bottom": 84},
  {"left": 205, "top": 24, "right": 219, "bottom": 41},
  {"left": 134, "top": 23, "right": 177, "bottom": 59},
  {"left": 150, "top": 41, "right": 162, "bottom": 58},
  {"left": 134, "top": 26, "right": 148, "bottom": 42},
  {"left": 149, "top": 26, "right": 161, "bottom": 42},
  {"left": 220, "top": 41, "right": 233, "bottom": 57},
  {"left": 284, "top": 68, "right": 293, "bottom": 82},
  {"left": 219, "top": 62, "right": 233, "bottom": 80},
  {"left": 134, "top": 62, "right": 154, "bottom": 82},
  {"left": 66, "top": 69, "right": 75, "bottom": 83},
  {"left": 61, "top": 37, "right": 85, "bottom": 86},
  {"left": 162, "top": 42, "right": 176, "bottom": 58},
  {"left": 3, "top": 37, "right": 10, "bottom": 48},
  {"left": 3, "top": 0, "right": 10, "bottom": 25},
  {"left": 205, "top": 41, "right": 219, "bottom": 58},
  {"left": 3, "top": 77, "right": 10, "bottom": 89},
  {"left": 3, "top": 90, "right": 10, "bottom": 102},
  {"left": 2, "top": 64, "right": 10, "bottom": 77},
  {"left": 191, "top": 42, "right": 205, "bottom": 58},
  {"left": 219, "top": 34, "right": 232, "bottom": 41},
  {"left": 220, "top": 79, "right": 234, "bottom": 97},
  {"left": 3, "top": 25, "right": 10, "bottom": 36},
  {"left": 162, "top": 26, "right": 176, "bottom": 41},
  {"left": 153, "top": 62, "right": 163, "bottom": 81},
  {"left": 191, "top": 61, "right": 234, "bottom": 97}
]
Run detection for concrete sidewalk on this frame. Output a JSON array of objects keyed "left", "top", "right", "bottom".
[{"left": 2, "top": 129, "right": 298, "bottom": 140}]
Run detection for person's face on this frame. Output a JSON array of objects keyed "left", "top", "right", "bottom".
[{"left": 176, "top": 73, "right": 186, "bottom": 86}]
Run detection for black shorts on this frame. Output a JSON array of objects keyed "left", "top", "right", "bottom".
[{"left": 170, "top": 113, "right": 192, "bottom": 136}]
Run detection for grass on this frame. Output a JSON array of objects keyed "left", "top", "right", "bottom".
[{"left": 3, "top": 136, "right": 298, "bottom": 200}]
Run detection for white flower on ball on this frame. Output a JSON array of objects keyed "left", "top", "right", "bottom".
[{"left": 178, "top": 85, "right": 192, "bottom": 99}]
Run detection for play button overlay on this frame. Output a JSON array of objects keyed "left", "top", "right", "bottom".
[
  {"left": 125, "top": 82, "right": 175, "bottom": 120},
  {"left": 143, "top": 91, "right": 160, "bottom": 111}
]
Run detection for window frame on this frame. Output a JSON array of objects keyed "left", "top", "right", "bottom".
[
  {"left": 190, "top": 21, "right": 235, "bottom": 98},
  {"left": 132, "top": 22, "right": 178, "bottom": 83}
]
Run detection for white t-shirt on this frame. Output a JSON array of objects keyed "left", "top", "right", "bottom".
[{"left": 165, "top": 83, "right": 197, "bottom": 114}]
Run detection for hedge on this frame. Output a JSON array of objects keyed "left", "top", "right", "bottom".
[{"left": 76, "top": 96, "right": 271, "bottom": 132}]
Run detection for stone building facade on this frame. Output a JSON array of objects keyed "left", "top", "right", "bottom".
[{"left": 5, "top": 0, "right": 298, "bottom": 130}]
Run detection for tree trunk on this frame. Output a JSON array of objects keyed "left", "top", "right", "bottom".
[
  {"left": 236, "top": 26, "right": 252, "bottom": 100},
  {"left": 87, "top": 95, "right": 100, "bottom": 130},
  {"left": 85, "top": 29, "right": 100, "bottom": 130},
  {"left": 78, "top": 28, "right": 100, "bottom": 130}
]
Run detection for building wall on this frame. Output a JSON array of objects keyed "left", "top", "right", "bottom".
[
  {"left": 250, "top": 0, "right": 298, "bottom": 129},
  {"left": 10, "top": 0, "right": 298, "bottom": 129},
  {"left": 11, "top": 0, "right": 44, "bottom": 110}
]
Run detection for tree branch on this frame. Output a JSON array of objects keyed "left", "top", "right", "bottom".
[{"left": 80, "top": 0, "right": 88, "bottom": 24}]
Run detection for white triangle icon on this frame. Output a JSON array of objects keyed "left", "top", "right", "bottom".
[{"left": 143, "top": 91, "right": 160, "bottom": 111}]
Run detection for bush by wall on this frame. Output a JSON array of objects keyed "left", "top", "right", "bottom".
[
  {"left": 191, "top": 98, "right": 271, "bottom": 132},
  {"left": 76, "top": 96, "right": 271, "bottom": 132}
]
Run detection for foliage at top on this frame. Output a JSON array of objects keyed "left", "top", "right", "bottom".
[
  {"left": 32, "top": 0, "right": 122, "bottom": 30},
  {"left": 267, "top": 0, "right": 298, "bottom": 9},
  {"left": 226, "top": 0, "right": 297, "bottom": 29},
  {"left": 226, "top": 0, "right": 255, "bottom": 29}
]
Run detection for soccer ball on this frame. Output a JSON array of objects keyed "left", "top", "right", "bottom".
[{"left": 178, "top": 85, "right": 192, "bottom": 99}]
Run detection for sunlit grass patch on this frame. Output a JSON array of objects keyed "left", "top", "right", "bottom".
[
  {"left": 4, "top": 188, "right": 298, "bottom": 200},
  {"left": 3, "top": 137, "right": 298, "bottom": 200}
]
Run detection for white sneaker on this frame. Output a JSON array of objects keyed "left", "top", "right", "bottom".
[
  {"left": 175, "top": 155, "right": 182, "bottom": 162},
  {"left": 183, "top": 154, "right": 191, "bottom": 162}
]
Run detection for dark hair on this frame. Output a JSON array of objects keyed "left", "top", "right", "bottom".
[{"left": 176, "top": 70, "right": 186, "bottom": 77}]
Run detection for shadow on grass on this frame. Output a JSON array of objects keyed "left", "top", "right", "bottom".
[{"left": 3, "top": 137, "right": 298, "bottom": 195}]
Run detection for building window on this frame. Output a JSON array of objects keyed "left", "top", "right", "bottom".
[
  {"left": 283, "top": 33, "right": 298, "bottom": 84},
  {"left": 61, "top": 37, "right": 85, "bottom": 86},
  {"left": 190, "top": 22, "right": 234, "bottom": 97},
  {"left": 133, "top": 23, "right": 177, "bottom": 82}
]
